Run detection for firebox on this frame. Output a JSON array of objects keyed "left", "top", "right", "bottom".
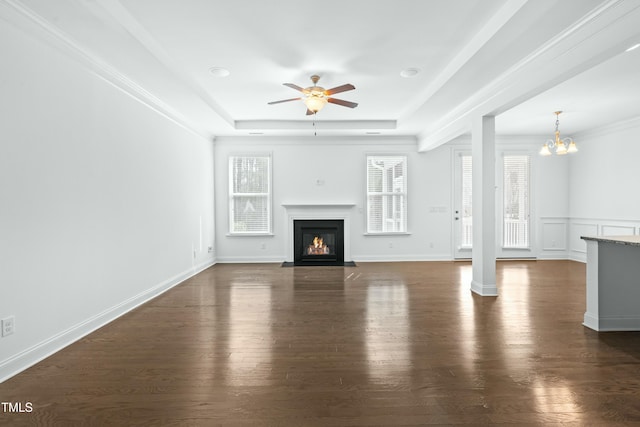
[{"left": 293, "top": 219, "right": 344, "bottom": 266}]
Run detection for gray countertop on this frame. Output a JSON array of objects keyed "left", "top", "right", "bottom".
[{"left": 581, "top": 235, "right": 640, "bottom": 246}]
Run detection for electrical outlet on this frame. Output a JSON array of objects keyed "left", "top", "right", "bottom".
[
  {"left": 1, "top": 316, "right": 15, "bottom": 337},
  {"left": 207, "top": 246, "right": 213, "bottom": 253}
]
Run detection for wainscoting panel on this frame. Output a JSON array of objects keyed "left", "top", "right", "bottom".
[
  {"left": 538, "top": 218, "right": 568, "bottom": 260},
  {"left": 601, "top": 225, "right": 636, "bottom": 236},
  {"left": 542, "top": 222, "right": 567, "bottom": 251},
  {"left": 569, "top": 222, "right": 598, "bottom": 262},
  {"left": 568, "top": 219, "right": 640, "bottom": 262}
]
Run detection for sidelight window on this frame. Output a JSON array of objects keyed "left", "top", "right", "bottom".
[{"left": 502, "top": 154, "right": 530, "bottom": 248}]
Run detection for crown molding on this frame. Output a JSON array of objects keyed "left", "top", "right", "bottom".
[
  {"left": 234, "top": 120, "right": 397, "bottom": 130},
  {"left": 575, "top": 115, "right": 640, "bottom": 139},
  {"left": 91, "top": 0, "right": 234, "bottom": 128},
  {"left": 400, "top": 0, "right": 528, "bottom": 119},
  {"left": 214, "top": 135, "right": 417, "bottom": 147},
  {"left": 417, "top": 0, "right": 640, "bottom": 152},
  {"left": 1, "top": 0, "right": 211, "bottom": 140}
]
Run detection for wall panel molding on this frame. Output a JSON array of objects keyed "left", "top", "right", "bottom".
[{"left": 568, "top": 217, "right": 640, "bottom": 262}]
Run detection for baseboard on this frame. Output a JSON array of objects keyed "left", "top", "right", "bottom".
[
  {"left": 529, "top": 253, "right": 566, "bottom": 260},
  {"left": 215, "top": 256, "right": 285, "bottom": 263},
  {"left": 584, "top": 314, "right": 640, "bottom": 332},
  {"left": 583, "top": 313, "right": 600, "bottom": 331},
  {"left": 0, "top": 260, "right": 215, "bottom": 383},
  {"left": 569, "top": 252, "right": 587, "bottom": 263},
  {"left": 353, "top": 254, "right": 452, "bottom": 262},
  {"left": 471, "top": 280, "right": 498, "bottom": 296}
]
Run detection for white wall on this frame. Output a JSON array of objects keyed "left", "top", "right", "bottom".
[
  {"left": 214, "top": 135, "right": 569, "bottom": 262},
  {"left": 568, "top": 117, "right": 640, "bottom": 261},
  {"left": 0, "top": 13, "right": 214, "bottom": 381},
  {"left": 531, "top": 140, "right": 570, "bottom": 259},
  {"left": 214, "top": 137, "right": 453, "bottom": 262}
]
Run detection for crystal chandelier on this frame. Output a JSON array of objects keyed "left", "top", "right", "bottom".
[{"left": 539, "top": 111, "right": 578, "bottom": 156}]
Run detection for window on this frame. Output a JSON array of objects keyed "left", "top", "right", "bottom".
[
  {"left": 460, "top": 154, "right": 473, "bottom": 248},
  {"left": 366, "top": 155, "right": 407, "bottom": 233},
  {"left": 502, "top": 154, "right": 530, "bottom": 248},
  {"left": 229, "top": 154, "right": 271, "bottom": 234}
]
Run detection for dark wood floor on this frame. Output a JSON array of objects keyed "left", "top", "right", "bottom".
[{"left": 2, "top": 261, "right": 640, "bottom": 426}]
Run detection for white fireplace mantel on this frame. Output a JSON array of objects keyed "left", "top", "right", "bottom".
[
  {"left": 282, "top": 203, "right": 356, "bottom": 263},
  {"left": 281, "top": 203, "right": 356, "bottom": 209}
]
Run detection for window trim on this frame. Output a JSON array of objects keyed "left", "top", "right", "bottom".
[
  {"left": 459, "top": 152, "right": 473, "bottom": 249},
  {"left": 501, "top": 152, "right": 531, "bottom": 250},
  {"left": 365, "top": 154, "right": 408, "bottom": 234},
  {"left": 228, "top": 152, "right": 273, "bottom": 236}
]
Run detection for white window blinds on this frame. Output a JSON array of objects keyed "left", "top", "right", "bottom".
[
  {"left": 367, "top": 155, "right": 407, "bottom": 233},
  {"left": 503, "top": 154, "right": 530, "bottom": 248},
  {"left": 229, "top": 154, "right": 271, "bottom": 234},
  {"left": 461, "top": 154, "right": 473, "bottom": 248}
]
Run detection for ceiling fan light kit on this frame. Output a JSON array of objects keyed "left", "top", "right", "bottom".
[
  {"left": 268, "top": 74, "right": 357, "bottom": 115},
  {"left": 304, "top": 95, "right": 328, "bottom": 113}
]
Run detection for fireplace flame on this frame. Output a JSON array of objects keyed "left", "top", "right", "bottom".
[{"left": 307, "top": 236, "right": 330, "bottom": 255}]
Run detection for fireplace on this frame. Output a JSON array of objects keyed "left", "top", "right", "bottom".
[{"left": 294, "top": 219, "right": 344, "bottom": 266}]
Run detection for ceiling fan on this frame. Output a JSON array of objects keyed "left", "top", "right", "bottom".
[{"left": 268, "top": 75, "right": 358, "bottom": 115}]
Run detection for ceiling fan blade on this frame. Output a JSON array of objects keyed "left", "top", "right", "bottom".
[
  {"left": 306, "top": 108, "right": 316, "bottom": 115},
  {"left": 268, "top": 97, "right": 301, "bottom": 105},
  {"left": 283, "top": 83, "right": 305, "bottom": 92},
  {"left": 327, "top": 98, "right": 358, "bottom": 108},
  {"left": 325, "top": 83, "right": 355, "bottom": 95}
]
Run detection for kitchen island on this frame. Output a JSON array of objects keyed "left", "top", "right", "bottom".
[{"left": 581, "top": 235, "right": 640, "bottom": 331}]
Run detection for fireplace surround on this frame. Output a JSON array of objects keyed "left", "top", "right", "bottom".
[
  {"left": 281, "top": 203, "right": 355, "bottom": 266},
  {"left": 294, "top": 219, "right": 344, "bottom": 266}
]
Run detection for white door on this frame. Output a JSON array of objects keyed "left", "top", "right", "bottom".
[{"left": 453, "top": 151, "right": 534, "bottom": 259}]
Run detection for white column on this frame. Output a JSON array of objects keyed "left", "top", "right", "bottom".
[{"left": 470, "top": 115, "right": 498, "bottom": 296}]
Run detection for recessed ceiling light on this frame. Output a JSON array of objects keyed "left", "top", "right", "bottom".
[
  {"left": 366, "top": 132, "right": 381, "bottom": 135},
  {"left": 209, "top": 67, "right": 230, "bottom": 77},
  {"left": 626, "top": 43, "right": 640, "bottom": 52},
  {"left": 400, "top": 68, "right": 420, "bottom": 78}
]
